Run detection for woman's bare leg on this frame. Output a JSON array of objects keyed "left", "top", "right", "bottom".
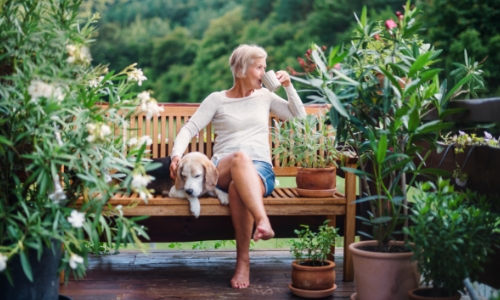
[
  {"left": 217, "top": 152, "right": 275, "bottom": 288},
  {"left": 227, "top": 181, "right": 252, "bottom": 289},
  {"left": 217, "top": 152, "right": 274, "bottom": 240}
]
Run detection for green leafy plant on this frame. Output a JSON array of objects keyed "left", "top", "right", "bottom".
[
  {"left": 272, "top": 113, "right": 340, "bottom": 168},
  {"left": 404, "top": 178, "right": 499, "bottom": 297},
  {"left": 289, "top": 220, "right": 339, "bottom": 266},
  {"left": 292, "top": 1, "right": 485, "bottom": 251},
  {"left": 0, "top": 0, "right": 165, "bottom": 283}
]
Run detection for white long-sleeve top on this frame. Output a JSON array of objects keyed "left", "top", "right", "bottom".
[{"left": 171, "top": 85, "right": 306, "bottom": 165}]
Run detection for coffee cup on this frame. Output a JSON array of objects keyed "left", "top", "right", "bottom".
[{"left": 261, "top": 70, "right": 281, "bottom": 93}]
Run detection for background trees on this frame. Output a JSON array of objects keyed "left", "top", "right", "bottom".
[{"left": 82, "top": 0, "right": 500, "bottom": 103}]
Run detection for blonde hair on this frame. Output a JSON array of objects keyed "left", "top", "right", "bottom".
[{"left": 229, "top": 44, "right": 267, "bottom": 78}]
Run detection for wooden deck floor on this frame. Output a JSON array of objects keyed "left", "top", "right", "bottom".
[{"left": 59, "top": 248, "right": 356, "bottom": 299}]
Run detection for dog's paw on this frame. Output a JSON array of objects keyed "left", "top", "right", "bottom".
[
  {"left": 215, "top": 189, "right": 229, "bottom": 205},
  {"left": 168, "top": 186, "right": 183, "bottom": 198},
  {"left": 188, "top": 198, "right": 201, "bottom": 218}
]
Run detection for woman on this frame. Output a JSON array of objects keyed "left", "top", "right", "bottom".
[{"left": 169, "top": 44, "right": 306, "bottom": 289}]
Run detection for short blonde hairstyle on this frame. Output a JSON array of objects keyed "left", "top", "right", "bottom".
[{"left": 229, "top": 44, "right": 267, "bottom": 78}]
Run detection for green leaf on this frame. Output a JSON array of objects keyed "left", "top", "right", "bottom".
[
  {"left": 20, "top": 251, "right": 34, "bottom": 282},
  {"left": 442, "top": 74, "right": 473, "bottom": 104},
  {"left": 407, "top": 108, "right": 420, "bottom": 132},
  {"left": 323, "top": 88, "right": 348, "bottom": 118},
  {"left": 376, "top": 134, "right": 387, "bottom": 164},
  {"left": 408, "top": 52, "right": 432, "bottom": 78},
  {"left": 415, "top": 121, "right": 453, "bottom": 134}
]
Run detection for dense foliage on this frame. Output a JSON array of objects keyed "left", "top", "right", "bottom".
[
  {"left": 0, "top": 0, "right": 164, "bottom": 283},
  {"left": 405, "top": 179, "right": 498, "bottom": 296},
  {"left": 80, "top": 0, "right": 499, "bottom": 104}
]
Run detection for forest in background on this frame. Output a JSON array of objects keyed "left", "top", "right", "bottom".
[{"left": 80, "top": 0, "right": 500, "bottom": 103}]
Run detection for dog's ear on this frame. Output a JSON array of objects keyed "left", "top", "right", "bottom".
[
  {"left": 174, "top": 162, "right": 185, "bottom": 190},
  {"left": 203, "top": 159, "right": 219, "bottom": 191}
]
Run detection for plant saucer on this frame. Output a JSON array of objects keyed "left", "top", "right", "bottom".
[
  {"left": 296, "top": 188, "right": 337, "bottom": 197},
  {"left": 288, "top": 283, "right": 337, "bottom": 298}
]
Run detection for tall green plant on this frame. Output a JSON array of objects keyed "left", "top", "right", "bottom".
[
  {"left": 293, "top": 1, "right": 483, "bottom": 251},
  {"left": 0, "top": 0, "right": 163, "bottom": 283}
]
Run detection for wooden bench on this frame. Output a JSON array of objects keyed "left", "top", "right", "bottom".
[{"left": 108, "top": 103, "right": 357, "bottom": 281}]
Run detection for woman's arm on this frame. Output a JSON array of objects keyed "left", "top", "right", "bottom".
[
  {"left": 269, "top": 84, "right": 306, "bottom": 120},
  {"left": 169, "top": 95, "right": 219, "bottom": 178}
]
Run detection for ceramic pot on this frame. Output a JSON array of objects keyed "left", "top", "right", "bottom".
[
  {"left": 349, "top": 240, "right": 420, "bottom": 300},
  {"left": 296, "top": 167, "right": 336, "bottom": 197},
  {"left": 407, "top": 288, "right": 461, "bottom": 300},
  {"left": 0, "top": 240, "right": 61, "bottom": 300},
  {"left": 291, "top": 259, "right": 336, "bottom": 290}
]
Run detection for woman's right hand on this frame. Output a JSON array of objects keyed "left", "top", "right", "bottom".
[{"left": 170, "top": 155, "right": 181, "bottom": 180}]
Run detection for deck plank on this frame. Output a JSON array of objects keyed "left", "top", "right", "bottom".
[{"left": 60, "top": 249, "right": 355, "bottom": 299}]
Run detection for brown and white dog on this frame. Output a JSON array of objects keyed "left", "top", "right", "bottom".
[{"left": 168, "top": 152, "right": 228, "bottom": 217}]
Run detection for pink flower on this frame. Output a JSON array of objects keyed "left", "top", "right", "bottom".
[
  {"left": 374, "top": 34, "right": 380, "bottom": 40},
  {"left": 334, "top": 63, "right": 341, "bottom": 70},
  {"left": 385, "top": 19, "right": 397, "bottom": 30}
]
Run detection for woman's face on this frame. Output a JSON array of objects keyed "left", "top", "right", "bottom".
[{"left": 244, "top": 57, "right": 266, "bottom": 90}]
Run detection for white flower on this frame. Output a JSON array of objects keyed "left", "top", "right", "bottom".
[
  {"left": 66, "top": 44, "right": 77, "bottom": 56},
  {"left": 116, "top": 205, "right": 123, "bottom": 216},
  {"left": 99, "top": 124, "right": 111, "bottom": 139},
  {"left": 88, "top": 78, "right": 100, "bottom": 88},
  {"left": 459, "top": 130, "right": 466, "bottom": 136},
  {"left": 128, "top": 137, "right": 138, "bottom": 146},
  {"left": 143, "top": 101, "right": 164, "bottom": 119},
  {"left": 138, "top": 135, "right": 153, "bottom": 147},
  {"left": 131, "top": 173, "right": 153, "bottom": 190},
  {"left": 48, "top": 175, "right": 66, "bottom": 203},
  {"left": 79, "top": 46, "right": 92, "bottom": 64},
  {"left": 66, "top": 56, "right": 76, "bottom": 64},
  {"left": 275, "top": 179, "right": 280, "bottom": 187},
  {"left": 128, "top": 68, "right": 147, "bottom": 86},
  {"left": 484, "top": 131, "right": 493, "bottom": 141},
  {"left": 455, "top": 177, "right": 467, "bottom": 187},
  {"left": 69, "top": 253, "right": 84, "bottom": 269},
  {"left": 86, "top": 135, "right": 96, "bottom": 143},
  {"left": 0, "top": 253, "right": 7, "bottom": 272},
  {"left": 67, "top": 210, "right": 85, "bottom": 228},
  {"left": 137, "top": 91, "right": 151, "bottom": 103}
]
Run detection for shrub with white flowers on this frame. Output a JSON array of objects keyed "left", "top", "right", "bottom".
[{"left": 0, "top": 0, "right": 162, "bottom": 283}]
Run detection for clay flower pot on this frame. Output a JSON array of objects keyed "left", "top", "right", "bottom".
[
  {"left": 296, "top": 167, "right": 336, "bottom": 197},
  {"left": 291, "top": 259, "right": 336, "bottom": 290},
  {"left": 349, "top": 240, "right": 420, "bottom": 300}
]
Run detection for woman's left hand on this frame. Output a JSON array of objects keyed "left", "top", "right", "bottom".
[{"left": 276, "top": 70, "right": 291, "bottom": 87}]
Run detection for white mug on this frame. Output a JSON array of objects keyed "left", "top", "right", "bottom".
[{"left": 261, "top": 70, "right": 281, "bottom": 93}]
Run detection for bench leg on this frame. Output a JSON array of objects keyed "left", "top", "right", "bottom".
[
  {"left": 326, "top": 215, "right": 336, "bottom": 262},
  {"left": 343, "top": 162, "right": 357, "bottom": 281}
]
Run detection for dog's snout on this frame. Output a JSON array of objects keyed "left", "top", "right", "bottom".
[{"left": 185, "top": 188, "right": 194, "bottom": 195}]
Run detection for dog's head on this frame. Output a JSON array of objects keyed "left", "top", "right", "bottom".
[{"left": 175, "top": 152, "right": 218, "bottom": 197}]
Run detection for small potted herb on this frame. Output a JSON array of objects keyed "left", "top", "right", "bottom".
[
  {"left": 405, "top": 178, "right": 499, "bottom": 299},
  {"left": 272, "top": 113, "right": 342, "bottom": 197},
  {"left": 288, "top": 220, "right": 339, "bottom": 297}
]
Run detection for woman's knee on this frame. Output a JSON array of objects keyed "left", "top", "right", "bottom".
[{"left": 231, "top": 151, "right": 252, "bottom": 167}]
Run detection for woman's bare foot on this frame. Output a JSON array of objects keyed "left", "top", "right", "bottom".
[
  {"left": 253, "top": 224, "right": 275, "bottom": 242},
  {"left": 230, "top": 260, "right": 250, "bottom": 289}
]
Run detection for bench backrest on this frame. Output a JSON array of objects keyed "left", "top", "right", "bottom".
[{"left": 123, "top": 103, "right": 329, "bottom": 177}]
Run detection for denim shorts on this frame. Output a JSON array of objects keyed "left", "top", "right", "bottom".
[{"left": 213, "top": 159, "right": 275, "bottom": 197}]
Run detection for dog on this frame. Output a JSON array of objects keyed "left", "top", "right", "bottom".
[
  {"left": 168, "top": 152, "right": 229, "bottom": 218},
  {"left": 144, "top": 156, "right": 174, "bottom": 195}
]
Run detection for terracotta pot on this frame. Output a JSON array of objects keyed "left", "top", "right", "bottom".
[
  {"left": 296, "top": 167, "right": 336, "bottom": 190},
  {"left": 349, "top": 240, "right": 420, "bottom": 300},
  {"left": 407, "top": 288, "right": 461, "bottom": 300},
  {"left": 291, "top": 259, "right": 336, "bottom": 290}
]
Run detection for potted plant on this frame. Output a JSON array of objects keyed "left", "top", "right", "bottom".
[
  {"left": 404, "top": 178, "right": 499, "bottom": 299},
  {"left": 288, "top": 220, "right": 339, "bottom": 298},
  {"left": 290, "top": 1, "right": 486, "bottom": 299},
  {"left": 0, "top": 1, "right": 163, "bottom": 297},
  {"left": 272, "top": 112, "right": 342, "bottom": 197}
]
